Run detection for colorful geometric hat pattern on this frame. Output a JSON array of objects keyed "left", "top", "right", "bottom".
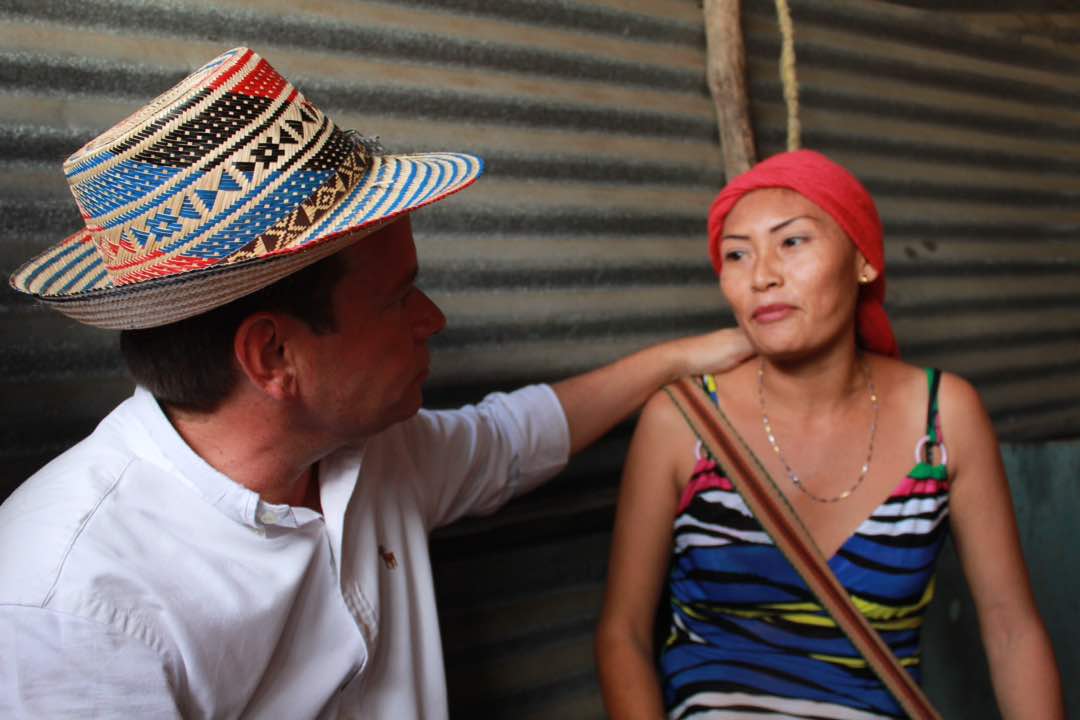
[{"left": 9, "top": 47, "right": 484, "bottom": 329}]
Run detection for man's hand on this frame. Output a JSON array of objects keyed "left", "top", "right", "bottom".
[
  {"left": 669, "top": 326, "right": 754, "bottom": 379},
  {"left": 553, "top": 326, "right": 754, "bottom": 455}
]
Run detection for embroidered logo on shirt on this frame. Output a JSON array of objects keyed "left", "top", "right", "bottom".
[{"left": 378, "top": 544, "right": 398, "bottom": 570}]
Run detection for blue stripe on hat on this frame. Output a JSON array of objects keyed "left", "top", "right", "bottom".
[
  {"left": 190, "top": 168, "right": 332, "bottom": 259},
  {"left": 40, "top": 245, "right": 98, "bottom": 294},
  {"left": 19, "top": 238, "right": 88, "bottom": 290},
  {"left": 381, "top": 160, "right": 419, "bottom": 217},
  {"left": 83, "top": 267, "right": 109, "bottom": 290},
  {"left": 58, "top": 254, "right": 105, "bottom": 293},
  {"left": 66, "top": 149, "right": 116, "bottom": 180},
  {"left": 77, "top": 162, "right": 185, "bottom": 220},
  {"left": 397, "top": 157, "right": 435, "bottom": 211},
  {"left": 100, "top": 168, "right": 205, "bottom": 230},
  {"left": 412, "top": 157, "right": 450, "bottom": 208}
]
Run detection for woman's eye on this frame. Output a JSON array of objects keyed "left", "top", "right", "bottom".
[
  {"left": 782, "top": 235, "right": 807, "bottom": 248},
  {"left": 724, "top": 249, "right": 746, "bottom": 262}
]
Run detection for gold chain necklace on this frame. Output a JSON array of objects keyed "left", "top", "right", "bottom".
[{"left": 757, "top": 356, "right": 879, "bottom": 503}]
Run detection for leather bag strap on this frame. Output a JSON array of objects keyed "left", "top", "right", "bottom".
[{"left": 663, "top": 376, "right": 942, "bottom": 720}]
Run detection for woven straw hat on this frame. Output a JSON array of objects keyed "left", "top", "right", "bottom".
[{"left": 9, "top": 47, "right": 483, "bottom": 329}]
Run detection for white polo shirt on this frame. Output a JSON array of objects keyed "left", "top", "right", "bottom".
[{"left": 0, "top": 384, "right": 570, "bottom": 719}]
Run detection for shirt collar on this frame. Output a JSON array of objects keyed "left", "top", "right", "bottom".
[{"left": 130, "top": 386, "right": 291, "bottom": 529}]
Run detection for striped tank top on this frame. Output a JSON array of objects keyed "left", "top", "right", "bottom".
[{"left": 660, "top": 368, "right": 949, "bottom": 719}]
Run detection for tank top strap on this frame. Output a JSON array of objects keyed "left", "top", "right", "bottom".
[
  {"left": 701, "top": 373, "right": 720, "bottom": 407},
  {"left": 692, "top": 375, "right": 721, "bottom": 461},
  {"left": 922, "top": 368, "right": 945, "bottom": 464}
]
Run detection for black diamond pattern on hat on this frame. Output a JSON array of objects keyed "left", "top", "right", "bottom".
[{"left": 250, "top": 138, "right": 285, "bottom": 168}]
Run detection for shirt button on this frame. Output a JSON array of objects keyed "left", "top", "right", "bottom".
[{"left": 259, "top": 511, "right": 278, "bottom": 525}]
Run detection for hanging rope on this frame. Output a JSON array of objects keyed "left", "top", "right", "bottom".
[{"left": 775, "top": 0, "right": 801, "bottom": 151}]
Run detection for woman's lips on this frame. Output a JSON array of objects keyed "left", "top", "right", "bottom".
[{"left": 752, "top": 303, "right": 795, "bottom": 323}]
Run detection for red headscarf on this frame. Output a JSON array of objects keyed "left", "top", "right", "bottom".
[{"left": 707, "top": 149, "right": 899, "bottom": 357}]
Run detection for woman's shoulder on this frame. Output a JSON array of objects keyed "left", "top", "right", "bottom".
[
  {"left": 637, "top": 385, "right": 706, "bottom": 448},
  {"left": 865, "top": 354, "right": 977, "bottom": 404},
  {"left": 868, "top": 354, "right": 983, "bottom": 413},
  {"left": 869, "top": 355, "right": 993, "bottom": 455},
  {"left": 935, "top": 370, "right": 992, "bottom": 439},
  {"left": 639, "top": 386, "right": 689, "bottom": 426},
  {"left": 703, "top": 358, "right": 758, "bottom": 395},
  {"left": 633, "top": 388, "right": 701, "bottom": 488},
  {"left": 864, "top": 353, "right": 923, "bottom": 386}
]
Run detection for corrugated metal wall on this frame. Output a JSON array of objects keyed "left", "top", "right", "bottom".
[{"left": 0, "top": 0, "right": 1077, "bottom": 717}]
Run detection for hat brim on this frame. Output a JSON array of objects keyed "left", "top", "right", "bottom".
[{"left": 11, "top": 151, "right": 483, "bottom": 329}]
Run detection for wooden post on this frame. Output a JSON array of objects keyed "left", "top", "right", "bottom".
[{"left": 703, "top": 0, "right": 757, "bottom": 178}]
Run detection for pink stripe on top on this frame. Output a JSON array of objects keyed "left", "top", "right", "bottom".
[
  {"left": 677, "top": 459, "right": 735, "bottom": 515},
  {"left": 890, "top": 476, "right": 948, "bottom": 498}
]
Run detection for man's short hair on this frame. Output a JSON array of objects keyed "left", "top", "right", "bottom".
[{"left": 120, "top": 251, "right": 347, "bottom": 413}]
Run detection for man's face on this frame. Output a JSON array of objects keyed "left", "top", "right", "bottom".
[{"left": 292, "top": 216, "right": 446, "bottom": 444}]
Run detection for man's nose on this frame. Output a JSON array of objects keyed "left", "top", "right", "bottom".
[{"left": 414, "top": 289, "right": 446, "bottom": 338}]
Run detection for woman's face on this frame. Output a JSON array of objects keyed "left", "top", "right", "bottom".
[{"left": 718, "top": 188, "right": 876, "bottom": 358}]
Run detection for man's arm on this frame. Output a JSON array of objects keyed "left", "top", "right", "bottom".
[
  {"left": 552, "top": 327, "right": 752, "bottom": 454},
  {"left": 403, "top": 327, "right": 750, "bottom": 531}
]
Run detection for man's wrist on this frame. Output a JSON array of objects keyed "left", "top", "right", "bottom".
[{"left": 657, "top": 336, "right": 691, "bottom": 385}]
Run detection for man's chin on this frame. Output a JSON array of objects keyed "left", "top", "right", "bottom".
[{"left": 396, "top": 390, "right": 425, "bottom": 423}]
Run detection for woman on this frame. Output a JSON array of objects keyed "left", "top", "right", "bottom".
[{"left": 596, "top": 150, "right": 1063, "bottom": 719}]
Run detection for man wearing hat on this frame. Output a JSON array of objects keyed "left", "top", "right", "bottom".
[{"left": 0, "top": 48, "right": 750, "bottom": 717}]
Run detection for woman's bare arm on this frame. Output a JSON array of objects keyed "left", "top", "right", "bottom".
[
  {"left": 596, "top": 391, "right": 692, "bottom": 719},
  {"left": 941, "top": 373, "right": 1064, "bottom": 719}
]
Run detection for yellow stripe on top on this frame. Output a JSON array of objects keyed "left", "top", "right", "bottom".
[
  {"left": 810, "top": 652, "right": 921, "bottom": 669},
  {"left": 852, "top": 578, "right": 936, "bottom": 621},
  {"left": 675, "top": 578, "right": 936, "bottom": 632}
]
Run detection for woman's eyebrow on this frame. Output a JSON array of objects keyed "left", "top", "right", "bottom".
[
  {"left": 769, "top": 215, "right": 813, "bottom": 233},
  {"left": 723, "top": 215, "right": 816, "bottom": 240}
]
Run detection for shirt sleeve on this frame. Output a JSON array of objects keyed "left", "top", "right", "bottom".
[
  {"left": 400, "top": 384, "right": 571, "bottom": 531},
  {"left": 0, "top": 605, "right": 181, "bottom": 719}
]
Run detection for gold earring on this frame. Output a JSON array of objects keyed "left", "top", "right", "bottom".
[{"left": 859, "top": 274, "right": 870, "bottom": 284}]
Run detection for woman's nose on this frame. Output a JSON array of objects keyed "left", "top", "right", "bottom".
[{"left": 751, "top": 251, "right": 782, "bottom": 291}]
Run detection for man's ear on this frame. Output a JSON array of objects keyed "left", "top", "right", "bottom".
[{"left": 233, "top": 313, "right": 298, "bottom": 401}]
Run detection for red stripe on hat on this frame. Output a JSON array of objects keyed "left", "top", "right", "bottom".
[
  {"left": 230, "top": 58, "right": 289, "bottom": 99},
  {"left": 208, "top": 48, "right": 255, "bottom": 90},
  {"left": 117, "top": 253, "right": 216, "bottom": 284},
  {"left": 109, "top": 250, "right": 166, "bottom": 279}
]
